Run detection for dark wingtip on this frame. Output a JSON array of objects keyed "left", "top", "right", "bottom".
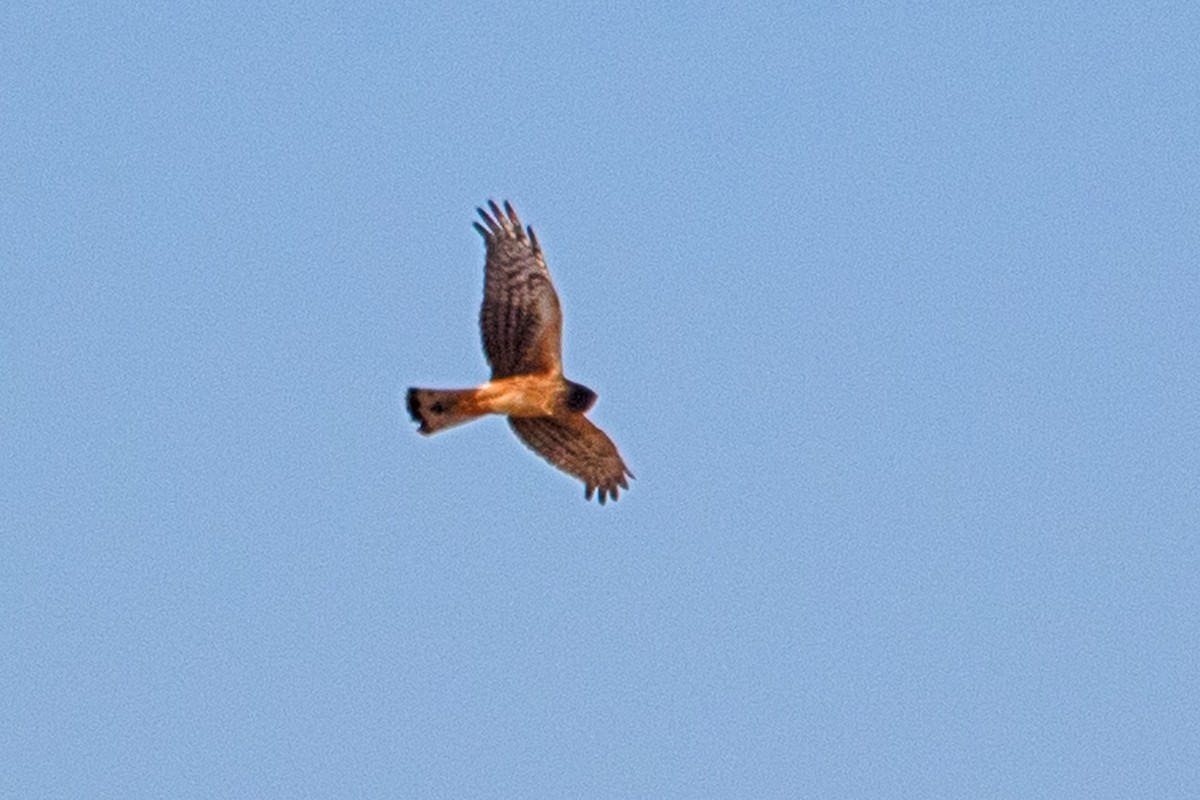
[
  {"left": 584, "top": 483, "right": 626, "bottom": 505},
  {"left": 477, "top": 200, "right": 529, "bottom": 241},
  {"left": 476, "top": 205, "right": 501, "bottom": 236}
]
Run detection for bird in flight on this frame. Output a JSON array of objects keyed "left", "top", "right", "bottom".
[{"left": 407, "top": 200, "right": 633, "bottom": 504}]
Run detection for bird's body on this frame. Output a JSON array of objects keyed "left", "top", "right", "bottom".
[
  {"left": 407, "top": 201, "right": 632, "bottom": 504},
  {"left": 408, "top": 374, "right": 575, "bottom": 431}
]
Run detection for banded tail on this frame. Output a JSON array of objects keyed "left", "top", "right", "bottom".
[{"left": 406, "top": 387, "right": 485, "bottom": 435}]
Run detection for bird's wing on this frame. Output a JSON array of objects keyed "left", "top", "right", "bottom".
[
  {"left": 509, "top": 413, "right": 633, "bottom": 504},
  {"left": 474, "top": 200, "right": 562, "bottom": 378}
]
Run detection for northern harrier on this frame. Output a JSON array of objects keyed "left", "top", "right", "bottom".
[{"left": 407, "top": 201, "right": 633, "bottom": 504}]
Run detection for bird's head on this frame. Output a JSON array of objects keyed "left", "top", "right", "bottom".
[{"left": 564, "top": 381, "right": 598, "bottom": 413}]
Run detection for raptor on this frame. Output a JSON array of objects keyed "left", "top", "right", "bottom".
[{"left": 407, "top": 201, "right": 633, "bottom": 504}]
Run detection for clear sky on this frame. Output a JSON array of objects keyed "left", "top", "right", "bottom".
[{"left": 4, "top": 3, "right": 1198, "bottom": 798}]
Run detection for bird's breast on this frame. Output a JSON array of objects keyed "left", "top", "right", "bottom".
[{"left": 475, "top": 375, "right": 564, "bottom": 417}]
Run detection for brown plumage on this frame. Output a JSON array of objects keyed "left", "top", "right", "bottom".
[{"left": 407, "top": 200, "right": 633, "bottom": 504}]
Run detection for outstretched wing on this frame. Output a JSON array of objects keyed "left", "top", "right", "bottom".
[
  {"left": 509, "top": 414, "right": 634, "bottom": 504},
  {"left": 474, "top": 200, "right": 562, "bottom": 378}
]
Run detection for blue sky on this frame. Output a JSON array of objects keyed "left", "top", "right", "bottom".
[{"left": 4, "top": 3, "right": 1198, "bottom": 797}]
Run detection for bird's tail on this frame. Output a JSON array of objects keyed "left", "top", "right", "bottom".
[{"left": 406, "top": 387, "right": 486, "bottom": 435}]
